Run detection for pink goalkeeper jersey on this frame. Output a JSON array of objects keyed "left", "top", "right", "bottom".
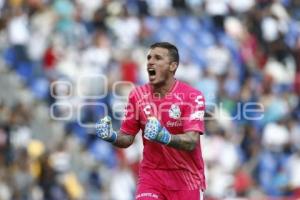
[{"left": 120, "top": 80, "right": 206, "bottom": 190}]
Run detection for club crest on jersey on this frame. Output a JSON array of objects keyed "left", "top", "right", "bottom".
[{"left": 168, "top": 104, "right": 181, "bottom": 119}]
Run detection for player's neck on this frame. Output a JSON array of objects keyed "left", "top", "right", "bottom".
[{"left": 152, "top": 78, "right": 176, "bottom": 98}]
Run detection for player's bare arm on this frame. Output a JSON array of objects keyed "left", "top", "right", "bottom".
[
  {"left": 167, "top": 131, "right": 200, "bottom": 151},
  {"left": 144, "top": 117, "right": 203, "bottom": 151},
  {"left": 113, "top": 131, "right": 135, "bottom": 148}
]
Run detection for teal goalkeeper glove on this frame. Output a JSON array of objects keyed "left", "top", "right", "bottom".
[
  {"left": 144, "top": 117, "right": 171, "bottom": 145},
  {"left": 95, "top": 116, "right": 117, "bottom": 143}
]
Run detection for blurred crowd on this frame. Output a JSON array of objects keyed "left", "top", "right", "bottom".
[{"left": 0, "top": 0, "right": 299, "bottom": 199}]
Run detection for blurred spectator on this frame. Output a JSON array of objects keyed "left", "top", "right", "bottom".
[
  {"left": 52, "top": 0, "right": 75, "bottom": 45},
  {"left": 233, "top": 166, "right": 253, "bottom": 196},
  {"left": 0, "top": 125, "right": 11, "bottom": 166},
  {"left": 203, "top": 128, "right": 240, "bottom": 198},
  {"left": 292, "top": 36, "right": 300, "bottom": 95},
  {"left": 135, "top": 0, "right": 150, "bottom": 17},
  {"left": 7, "top": 7, "right": 30, "bottom": 69},
  {"left": 146, "top": 0, "right": 173, "bottom": 16},
  {"left": 262, "top": 121, "right": 290, "bottom": 152},
  {"left": 43, "top": 43, "right": 58, "bottom": 77},
  {"left": 119, "top": 51, "right": 139, "bottom": 83},
  {"left": 204, "top": 0, "right": 229, "bottom": 31},
  {"left": 176, "top": 59, "right": 202, "bottom": 86},
  {"left": 205, "top": 39, "right": 231, "bottom": 76},
  {"left": 75, "top": 0, "right": 103, "bottom": 22},
  {"left": 27, "top": 3, "right": 56, "bottom": 65},
  {"left": 81, "top": 31, "right": 111, "bottom": 75},
  {"left": 91, "top": 0, "right": 109, "bottom": 33},
  {"left": 196, "top": 69, "right": 219, "bottom": 109},
  {"left": 286, "top": 149, "right": 300, "bottom": 197},
  {"left": 287, "top": 0, "right": 300, "bottom": 20},
  {"left": 109, "top": 153, "right": 136, "bottom": 200},
  {"left": 229, "top": 0, "right": 254, "bottom": 14},
  {"left": 108, "top": 4, "right": 141, "bottom": 48},
  {"left": 186, "top": 2, "right": 204, "bottom": 15},
  {"left": 0, "top": 170, "right": 12, "bottom": 200}
]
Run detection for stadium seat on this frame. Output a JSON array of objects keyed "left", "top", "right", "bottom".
[
  {"left": 89, "top": 140, "right": 117, "bottom": 168},
  {"left": 30, "top": 77, "right": 50, "bottom": 100},
  {"left": 3, "top": 47, "right": 16, "bottom": 68},
  {"left": 15, "top": 62, "right": 34, "bottom": 84}
]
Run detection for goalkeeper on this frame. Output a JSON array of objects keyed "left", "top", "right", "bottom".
[{"left": 96, "top": 42, "right": 206, "bottom": 200}]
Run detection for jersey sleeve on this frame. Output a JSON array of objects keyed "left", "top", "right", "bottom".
[
  {"left": 182, "top": 92, "right": 205, "bottom": 134},
  {"left": 120, "top": 89, "right": 140, "bottom": 136}
]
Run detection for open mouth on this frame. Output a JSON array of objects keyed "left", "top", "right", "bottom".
[{"left": 148, "top": 68, "right": 156, "bottom": 77}]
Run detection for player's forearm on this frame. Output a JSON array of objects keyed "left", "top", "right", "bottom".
[
  {"left": 167, "top": 132, "right": 199, "bottom": 151},
  {"left": 112, "top": 131, "right": 134, "bottom": 148}
]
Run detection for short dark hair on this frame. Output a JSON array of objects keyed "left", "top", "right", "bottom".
[{"left": 150, "top": 42, "right": 179, "bottom": 66}]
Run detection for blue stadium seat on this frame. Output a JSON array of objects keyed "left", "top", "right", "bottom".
[
  {"left": 196, "top": 30, "right": 215, "bottom": 48},
  {"left": 16, "top": 62, "right": 34, "bottom": 84},
  {"left": 68, "top": 122, "right": 87, "bottom": 142},
  {"left": 200, "top": 17, "right": 215, "bottom": 32},
  {"left": 89, "top": 140, "right": 117, "bottom": 168},
  {"left": 30, "top": 77, "right": 49, "bottom": 100},
  {"left": 3, "top": 47, "right": 16, "bottom": 68},
  {"left": 159, "top": 17, "right": 181, "bottom": 32},
  {"left": 144, "top": 16, "right": 159, "bottom": 32},
  {"left": 181, "top": 16, "right": 202, "bottom": 34},
  {"left": 258, "top": 151, "right": 290, "bottom": 196},
  {"left": 284, "top": 20, "right": 300, "bottom": 48},
  {"left": 153, "top": 29, "right": 175, "bottom": 43},
  {"left": 191, "top": 47, "right": 207, "bottom": 67},
  {"left": 177, "top": 30, "right": 196, "bottom": 48}
]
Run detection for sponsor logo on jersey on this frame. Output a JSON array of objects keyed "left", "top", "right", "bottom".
[
  {"left": 190, "top": 110, "right": 205, "bottom": 120},
  {"left": 166, "top": 120, "right": 183, "bottom": 127},
  {"left": 168, "top": 104, "right": 181, "bottom": 119},
  {"left": 195, "top": 95, "right": 204, "bottom": 107}
]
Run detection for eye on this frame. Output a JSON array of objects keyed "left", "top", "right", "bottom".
[{"left": 155, "top": 55, "right": 161, "bottom": 60}]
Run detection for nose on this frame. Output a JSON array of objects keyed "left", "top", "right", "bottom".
[{"left": 147, "top": 58, "right": 155, "bottom": 67}]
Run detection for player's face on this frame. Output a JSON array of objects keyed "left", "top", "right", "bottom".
[{"left": 146, "top": 47, "right": 177, "bottom": 86}]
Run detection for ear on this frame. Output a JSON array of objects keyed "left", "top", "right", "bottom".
[{"left": 169, "top": 62, "right": 178, "bottom": 73}]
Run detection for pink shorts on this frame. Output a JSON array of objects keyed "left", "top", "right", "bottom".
[{"left": 135, "top": 184, "right": 204, "bottom": 200}]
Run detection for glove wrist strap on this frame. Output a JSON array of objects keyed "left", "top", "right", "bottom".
[
  {"left": 158, "top": 127, "right": 171, "bottom": 145},
  {"left": 106, "top": 130, "right": 117, "bottom": 143}
]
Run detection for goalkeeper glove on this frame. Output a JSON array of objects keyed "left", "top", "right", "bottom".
[
  {"left": 144, "top": 117, "right": 171, "bottom": 145},
  {"left": 95, "top": 116, "right": 117, "bottom": 143}
]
